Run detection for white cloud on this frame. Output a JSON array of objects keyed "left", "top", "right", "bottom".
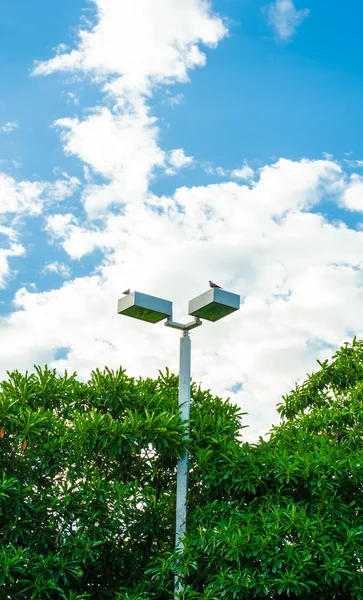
[
  {"left": 34, "top": 0, "right": 226, "bottom": 221},
  {"left": 205, "top": 164, "right": 255, "bottom": 181},
  {"left": 0, "top": 220, "right": 26, "bottom": 288},
  {"left": 33, "top": 0, "right": 227, "bottom": 95},
  {"left": 341, "top": 174, "right": 363, "bottom": 212},
  {"left": 46, "top": 175, "right": 81, "bottom": 202},
  {"left": 45, "top": 213, "right": 77, "bottom": 239},
  {"left": 53, "top": 104, "right": 164, "bottom": 218},
  {"left": 45, "top": 213, "right": 105, "bottom": 259},
  {"left": 0, "top": 174, "right": 46, "bottom": 216},
  {"left": 165, "top": 148, "right": 194, "bottom": 174},
  {"left": 54, "top": 104, "right": 164, "bottom": 180},
  {"left": 65, "top": 92, "right": 80, "bottom": 105},
  {"left": 231, "top": 164, "right": 255, "bottom": 181},
  {"left": 51, "top": 103, "right": 193, "bottom": 217},
  {"left": 0, "top": 172, "right": 80, "bottom": 288},
  {"left": 344, "top": 159, "right": 363, "bottom": 168},
  {"left": 167, "top": 93, "right": 184, "bottom": 107},
  {"left": 1, "top": 122, "right": 18, "bottom": 133},
  {"left": 41, "top": 261, "right": 72, "bottom": 279},
  {"left": 0, "top": 173, "right": 80, "bottom": 216},
  {"left": 250, "top": 158, "right": 342, "bottom": 215},
  {"left": 0, "top": 244, "right": 25, "bottom": 288},
  {"left": 267, "top": 0, "right": 310, "bottom": 41},
  {"left": 169, "top": 149, "right": 194, "bottom": 169},
  {"left": 54, "top": 43, "right": 69, "bottom": 55},
  {"left": 203, "top": 165, "right": 229, "bottom": 177},
  {"left": 0, "top": 224, "right": 18, "bottom": 241}
]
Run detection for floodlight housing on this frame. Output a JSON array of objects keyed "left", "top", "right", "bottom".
[
  {"left": 188, "top": 288, "right": 240, "bottom": 322},
  {"left": 117, "top": 291, "right": 173, "bottom": 324}
]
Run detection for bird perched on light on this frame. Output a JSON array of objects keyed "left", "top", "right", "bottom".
[
  {"left": 209, "top": 280, "right": 223, "bottom": 289},
  {"left": 122, "top": 289, "right": 130, "bottom": 295}
]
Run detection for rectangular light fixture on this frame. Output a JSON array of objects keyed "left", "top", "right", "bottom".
[
  {"left": 117, "top": 291, "right": 173, "bottom": 324},
  {"left": 188, "top": 288, "right": 240, "bottom": 322}
]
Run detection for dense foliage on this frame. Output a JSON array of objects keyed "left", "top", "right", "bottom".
[{"left": 1, "top": 337, "right": 363, "bottom": 598}]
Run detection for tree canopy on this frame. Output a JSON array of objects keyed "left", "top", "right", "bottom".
[{"left": 1, "top": 338, "right": 363, "bottom": 598}]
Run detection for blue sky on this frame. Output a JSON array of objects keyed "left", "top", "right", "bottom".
[
  {"left": 1, "top": 0, "right": 363, "bottom": 439},
  {"left": 4, "top": 0, "right": 363, "bottom": 182}
]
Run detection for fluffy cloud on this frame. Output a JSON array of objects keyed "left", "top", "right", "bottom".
[
  {"left": 165, "top": 148, "right": 194, "bottom": 175},
  {"left": 0, "top": 172, "right": 80, "bottom": 288},
  {"left": 1, "top": 122, "right": 19, "bottom": 133},
  {"left": 231, "top": 164, "right": 255, "bottom": 181},
  {"left": 41, "top": 261, "right": 72, "bottom": 279},
  {"left": 54, "top": 104, "right": 163, "bottom": 217},
  {"left": 341, "top": 174, "right": 363, "bottom": 212},
  {"left": 267, "top": 0, "right": 310, "bottom": 41},
  {"left": 65, "top": 92, "right": 80, "bottom": 105},
  {"left": 33, "top": 0, "right": 227, "bottom": 94},
  {"left": 35, "top": 0, "right": 226, "bottom": 219},
  {"left": 0, "top": 173, "right": 80, "bottom": 216},
  {"left": 0, "top": 244, "right": 25, "bottom": 288},
  {"left": 169, "top": 149, "right": 194, "bottom": 169},
  {"left": 0, "top": 174, "right": 46, "bottom": 216},
  {"left": 54, "top": 106, "right": 163, "bottom": 181}
]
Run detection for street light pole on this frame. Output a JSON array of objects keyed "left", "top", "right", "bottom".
[
  {"left": 117, "top": 288, "right": 240, "bottom": 598},
  {"left": 175, "top": 330, "right": 191, "bottom": 595},
  {"left": 165, "top": 318, "right": 202, "bottom": 597}
]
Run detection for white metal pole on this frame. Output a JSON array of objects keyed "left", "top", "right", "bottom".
[{"left": 175, "top": 329, "right": 191, "bottom": 597}]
